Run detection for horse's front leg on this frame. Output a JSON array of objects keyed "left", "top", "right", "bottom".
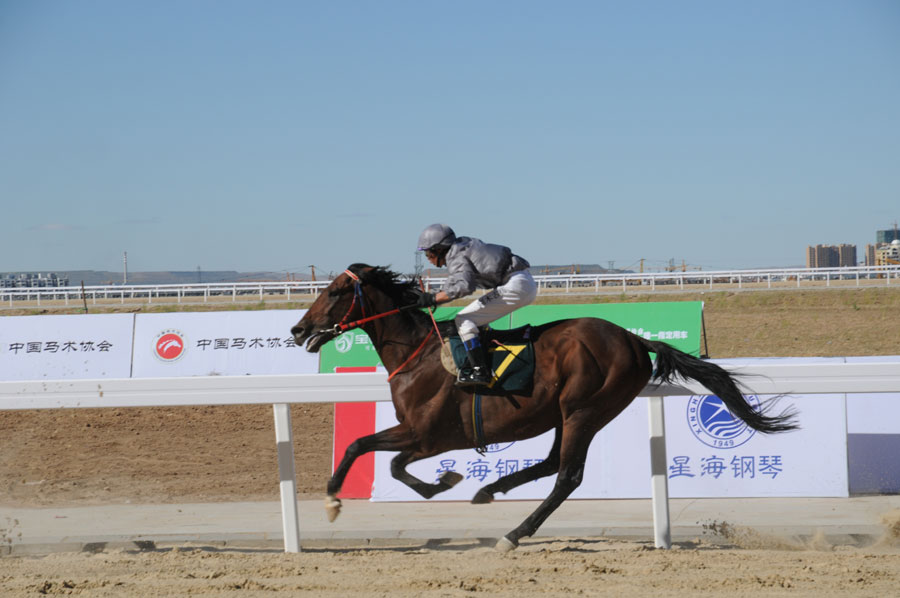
[
  {"left": 390, "top": 451, "right": 464, "bottom": 499},
  {"left": 326, "top": 424, "right": 418, "bottom": 521}
]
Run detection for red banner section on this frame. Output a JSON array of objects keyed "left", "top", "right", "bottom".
[{"left": 332, "top": 366, "right": 377, "bottom": 498}]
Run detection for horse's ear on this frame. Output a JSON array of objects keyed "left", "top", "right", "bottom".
[
  {"left": 346, "top": 263, "right": 372, "bottom": 282},
  {"left": 346, "top": 263, "right": 372, "bottom": 281}
]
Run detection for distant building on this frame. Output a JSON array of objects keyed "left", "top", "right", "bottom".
[
  {"left": 866, "top": 244, "right": 878, "bottom": 266},
  {"left": 866, "top": 223, "right": 900, "bottom": 265},
  {"left": 874, "top": 240, "right": 900, "bottom": 266},
  {"left": 876, "top": 227, "right": 900, "bottom": 245},
  {"left": 806, "top": 244, "right": 854, "bottom": 268},
  {"left": 838, "top": 244, "right": 857, "bottom": 267},
  {"left": 816, "top": 245, "right": 838, "bottom": 268}
]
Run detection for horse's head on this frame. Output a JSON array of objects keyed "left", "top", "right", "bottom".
[{"left": 290, "top": 263, "right": 420, "bottom": 353}]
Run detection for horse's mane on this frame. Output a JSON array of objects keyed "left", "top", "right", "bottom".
[{"left": 346, "top": 263, "right": 420, "bottom": 306}]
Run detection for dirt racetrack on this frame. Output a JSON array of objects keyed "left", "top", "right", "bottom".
[
  {"left": 2, "top": 289, "right": 900, "bottom": 595},
  {"left": 2, "top": 533, "right": 900, "bottom": 597}
]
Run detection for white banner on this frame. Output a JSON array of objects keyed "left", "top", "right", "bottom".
[
  {"left": 0, "top": 314, "right": 134, "bottom": 381},
  {"left": 846, "top": 356, "right": 900, "bottom": 434},
  {"left": 662, "top": 357, "right": 847, "bottom": 498},
  {"left": 373, "top": 407, "right": 558, "bottom": 501},
  {"left": 372, "top": 357, "right": 850, "bottom": 500},
  {"left": 845, "top": 355, "right": 900, "bottom": 494},
  {"left": 664, "top": 398, "right": 847, "bottom": 498},
  {"left": 132, "top": 310, "right": 317, "bottom": 377}
]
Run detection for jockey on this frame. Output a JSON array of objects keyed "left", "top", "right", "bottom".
[{"left": 415, "top": 223, "right": 537, "bottom": 386}]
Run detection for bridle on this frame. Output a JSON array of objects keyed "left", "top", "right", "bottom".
[
  {"left": 330, "top": 269, "right": 437, "bottom": 381},
  {"left": 331, "top": 269, "right": 402, "bottom": 335}
]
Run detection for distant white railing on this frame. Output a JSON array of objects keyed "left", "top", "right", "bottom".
[
  {"left": 2, "top": 265, "right": 898, "bottom": 307},
  {"left": 524, "top": 264, "right": 899, "bottom": 294}
]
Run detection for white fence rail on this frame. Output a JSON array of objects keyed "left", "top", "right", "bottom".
[
  {"left": 3, "top": 265, "right": 898, "bottom": 307},
  {"left": 526, "top": 264, "right": 899, "bottom": 294},
  {"left": 2, "top": 363, "right": 900, "bottom": 551}
]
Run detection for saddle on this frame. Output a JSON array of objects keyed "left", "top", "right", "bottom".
[{"left": 438, "top": 323, "right": 535, "bottom": 394}]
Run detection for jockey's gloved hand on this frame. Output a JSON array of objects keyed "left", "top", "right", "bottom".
[{"left": 416, "top": 292, "right": 437, "bottom": 309}]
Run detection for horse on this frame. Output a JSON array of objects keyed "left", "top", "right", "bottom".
[{"left": 291, "top": 264, "right": 798, "bottom": 551}]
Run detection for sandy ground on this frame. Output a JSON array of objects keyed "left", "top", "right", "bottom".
[
  {"left": 1, "top": 535, "right": 899, "bottom": 597},
  {"left": 0, "top": 404, "right": 331, "bottom": 507}
]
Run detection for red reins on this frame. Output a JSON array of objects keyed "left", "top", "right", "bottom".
[
  {"left": 387, "top": 328, "right": 434, "bottom": 382},
  {"left": 333, "top": 269, "right": 437, "bottom": 380},
  {"left": 334, "top": 307, "right": 402, "bottom": 333}
]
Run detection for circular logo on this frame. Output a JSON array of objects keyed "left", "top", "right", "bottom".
[
  {"left": 481, "top": 441, "right": 516, "bottom": 453},
  {"left": 686, "top": 394, "right": 759, "bottom": 449},
  {"left": 154, "top": 330, "right": 186, "bottom": 362},
  {"left": 334, "top": 334, "right": 354, "bottom": 354}
]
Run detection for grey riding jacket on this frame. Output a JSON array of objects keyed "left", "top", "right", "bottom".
[{"left": 442, "top": 237, "right": 530, "bottom": 300}]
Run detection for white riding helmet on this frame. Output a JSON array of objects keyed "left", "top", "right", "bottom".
[{"left": 417, "top": 223, "right": 456, "bottom": 252}]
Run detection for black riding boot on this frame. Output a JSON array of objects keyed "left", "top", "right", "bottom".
[{"left": 457, "top": 337, "right": 492, "bottom": 386}]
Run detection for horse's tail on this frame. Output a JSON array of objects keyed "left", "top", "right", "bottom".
[{"left": 637, "top": 337, "right": 799, "bottom": 434}]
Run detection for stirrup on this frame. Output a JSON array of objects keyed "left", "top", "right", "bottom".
[{"left": 456, "top": 366, "right": 492, "bottom": 386}]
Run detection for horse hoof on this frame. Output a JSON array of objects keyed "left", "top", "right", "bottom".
[
  {"left": 471, "top": 489, "right": 494, "bottom": 504},
  {"left": 324, "top": 495, "right": 342, "bottom": 523},
  {"left": 495, "top": 536, "right": 518, "bottom": 553},
  {"left": 439, "top": 471, "right": 464, "bottom": 488}
]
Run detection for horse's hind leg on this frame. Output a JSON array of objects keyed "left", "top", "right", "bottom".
[
  {"left": 390, "top": 451, "right": 464, "bottom": 499},
  {"left": 496, "top": 415, "right": 596, "bottom": 552},
  {"left": 471, "top": 427, "right": 562, "bottom": 504}
]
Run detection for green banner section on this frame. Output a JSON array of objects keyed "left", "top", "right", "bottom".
[
  {"left": 318, "top": 301, "right": 703, "bottom": 372},
  {"left": 510, "top": 302, "right": 702, "bottom": 356},
  {"left": 318, "top": 328, "right": 383, "bottom": 372}
]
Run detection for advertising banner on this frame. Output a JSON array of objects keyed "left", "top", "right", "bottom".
[
  {"left": 371, "top": 400, "right": 654, "bottom": 501},
  {"left": 132, "top": 310, "right": 317, "bottom": 377},
  {"left": 663, "top": 357, "right": 848, "bottom": 498},
  {"left": 373, "top": 407, "right": 557, "bottom": 501},
  {"left": 846, "top": 355, "right": 900, "bottom": 494},
  {"left": 319, "top": 329, "right": 385, "bottom": 499},
  {"left": 371, "top": 356, "right": 850, "bottom": 500},
  {"left": 0, "top": 313, "right": 134, "bottom": 381},
  {"left": 511, "top": 302, "right": 703, "bottom": 355},
  {"left": 318, "top": 328, "right": 384, "bottom": 373}
]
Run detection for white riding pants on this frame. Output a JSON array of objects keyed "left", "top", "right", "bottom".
[{"left": 455, "top": 271, "right": 538, "bottom": 344}]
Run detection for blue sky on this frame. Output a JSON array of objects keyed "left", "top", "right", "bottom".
[{"left": 1, "top": 1, "right": 898, "bottom": 276}]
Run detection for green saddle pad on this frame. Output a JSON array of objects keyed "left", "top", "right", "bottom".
[{"left": 449, "top": 325, "right": 535, "bottom": 393}]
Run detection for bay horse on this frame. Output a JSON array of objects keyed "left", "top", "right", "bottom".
[{"left": 291, "top": 264, "right": 797, "bottom": 551}]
